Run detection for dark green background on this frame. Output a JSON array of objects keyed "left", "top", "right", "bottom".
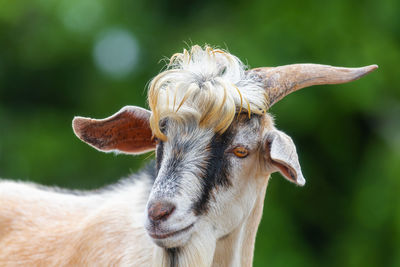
[{"left": 0, "top": 0, "right": 399, "bottom": 266}]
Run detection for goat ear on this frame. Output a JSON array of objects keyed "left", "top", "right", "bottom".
[
  {"left": 72, "top": 106, "right": 156, "bottom": 155},
  {"left": 264, "top": 130, "right": 306, "bottom": 186}
]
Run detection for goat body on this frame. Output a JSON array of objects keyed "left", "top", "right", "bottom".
[{"left": 0, "top": 171, "right": 154, "bottom": 266}]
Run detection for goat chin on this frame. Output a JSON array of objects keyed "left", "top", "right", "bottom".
[{"left": 152, "top": 227, "right": 216, "bottom": 267}]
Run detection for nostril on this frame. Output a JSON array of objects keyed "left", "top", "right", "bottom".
[{"left": 148, "top": 201, "right": 176, "bottom": 222}]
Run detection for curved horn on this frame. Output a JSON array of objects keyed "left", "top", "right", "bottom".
[{"left": 247, "top": 64, "right": 378, "bottom": 108}]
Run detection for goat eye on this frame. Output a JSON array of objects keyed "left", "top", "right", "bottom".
[{"left": 232, "top": 147, "right": 249, "bottom": 158}]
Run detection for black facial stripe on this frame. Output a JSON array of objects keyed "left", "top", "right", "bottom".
[
  {"left": 156, "top": 141, "right": 164, "bottom": 172},
  {"left": 166, "top": 247, "right": 180, "bottom": 267},
  {"left": 192, "top": 130, "right": 233, "bottom": 216},
  {"left": 155, "top": 118, "right": 168, "bottom": 172}
]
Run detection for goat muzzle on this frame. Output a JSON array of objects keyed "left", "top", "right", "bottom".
[{"left": 148, "top": 201, "right": 176, "bottom": 222}]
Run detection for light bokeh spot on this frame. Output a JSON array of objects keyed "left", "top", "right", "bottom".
[{"left": 93, "top": 28, "right": 139, "bottom": 79}]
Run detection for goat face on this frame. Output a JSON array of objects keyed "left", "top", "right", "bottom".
[
  {"left": 146, "top": 113, "right": 305, "bottom": 248},
  {"left": 73, "top": 107, "right": 304, "bottom": 249}
]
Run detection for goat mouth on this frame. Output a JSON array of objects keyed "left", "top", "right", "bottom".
[{"left": 149, "top": 224, "right": 194, "bottom": 240}]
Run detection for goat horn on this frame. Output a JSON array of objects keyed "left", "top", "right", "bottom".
[{"left": 247, "top": 64, "right": 378, "bottom": 108}]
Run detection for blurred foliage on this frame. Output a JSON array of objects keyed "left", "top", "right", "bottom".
[{"left": 0, "top": 0, "right": 399, "bottom": 266}]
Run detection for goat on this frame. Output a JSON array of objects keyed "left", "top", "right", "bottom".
[{"left": 0, "top": 45, "right": 377, "bottom": 267}]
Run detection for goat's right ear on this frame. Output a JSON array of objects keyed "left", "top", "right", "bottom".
[{"left": 72, "top": 106, "right": 156, "bottom": 155}]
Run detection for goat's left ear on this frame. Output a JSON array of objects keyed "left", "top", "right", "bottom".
[
  {"left": 264, "top": 129, "right": 306, "bottom": 186},
  {"left": 72, "top": 106, "right": 156, "bottom": 155}
]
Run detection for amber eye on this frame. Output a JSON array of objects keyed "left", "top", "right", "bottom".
[{"left": 232, "top": 147, "right": 249, "bottom": 158}]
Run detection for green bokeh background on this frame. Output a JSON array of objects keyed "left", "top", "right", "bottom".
[{"left": 0, "top": 0, "right": 399, "bottom": 266}]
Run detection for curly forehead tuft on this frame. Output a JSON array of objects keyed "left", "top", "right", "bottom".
[{"left": 147, "top": 45, "right": 268, "bottom": 140}]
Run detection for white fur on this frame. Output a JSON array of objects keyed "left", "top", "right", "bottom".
[{"left": 0, "top": 177, "right": 154, "bottom": 266}]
